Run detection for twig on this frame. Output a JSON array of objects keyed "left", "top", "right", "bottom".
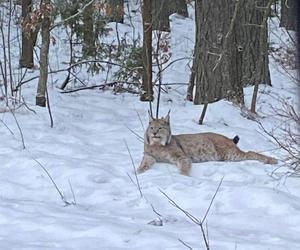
[
  {"left": 159, "top": 177, "right": 224, "bottom": 250},
  {"left": 202, "top": 177, "right": 224, "bottom": 224},
  {"left": 31, "top": 156, "right": 73, "bottom": 206},
  {"left": 10, "top": 110, "right": 25, "bottom": 149},
  {"left": 124, "top": 140, "right": 143, "bottom": 198},
  {"left": 68, "top": 179, "right": 77, "bottom": 205},
  {"left": 14, "top": 59, "right": 129, "bottom": 91},
  {"left": 155, "top": 31, "right": 163, "bottom": 118},
  {"left": 60, "top": 81, "right": 139, "bottom": 94},
  {"left": 178, "top": 239, "right": 194, "bottom": 250},
  {"left": 45, "top": 85, "right": 53, "bottom": 128},
  {"left": 124, "top": 123, "right": 144, "bottom": 143}
]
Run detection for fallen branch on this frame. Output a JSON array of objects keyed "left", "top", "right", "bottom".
[{"left": 60, "top": 81, "right": 139, "bottom": 94}]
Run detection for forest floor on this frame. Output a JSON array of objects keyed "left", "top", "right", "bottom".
[{"left": 0, "top": 3, "right": 299, "bottom": 250}]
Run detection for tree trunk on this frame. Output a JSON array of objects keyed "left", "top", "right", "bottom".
[
  {"left": 251, "top": 0, "right": 273, "bottom": 113},
  {"left": 170, "top": 0, "right": 188, "bottom": 17},
  {"left": 280, "top": 0, "right": 296, "bottom": 31},
  {"left": 19, "top": 0, "right": 34, "bottom": 68},
  {"left": 152, "top": 0, "right": 170, "bottom": 31},
  {"left": 186, "top": 0, "right": 199, "bottom": 101},
  {"left": 106, "top": 0, "right": 124, "bottom": 23},
  {"left": 82, "top": 2, "right": 95, "bottom": 58},
  {"left": 152, "top": 0, "right": 188, "bottom": 31},
  {"left": 36, "top": 0, "right": 51, "bottom": 107},
  {"left": 140, "top": 0, "right": 153, "bottom": 101},
  {"left": 194, "top": 0, "right": 244, "bottom": 105},
  {"left": 236, "top": 0, "right": 270, "bottom": 87}
]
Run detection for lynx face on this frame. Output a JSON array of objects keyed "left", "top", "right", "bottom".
[{"left": 145, "top": 117, "right": 171, "bottom": 146}]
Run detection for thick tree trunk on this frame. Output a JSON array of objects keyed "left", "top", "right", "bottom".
[
  {"left": 280, "top": 0, "right": 296, "bottom": 31},
  {"left": 106, "top": 0, "right": 124, "bottom": 23},
  {"left": 152, "top": 0, "right": 188, "bottom": 31},
  {"left": 236, "top": 0, "right": 270, "bottom": 86},
  {"left": 152, "top": 0, "right": 170, "bottom": 31},
  {"left": 170, "top": 0, "right": 188, "bottom": 17},
  {"left": 82, "top": 2, "right": 95, "bottom": 57},
  {"left": 251, "top": 0, "right": 273, "bottom": 113},
  {"left": 19, "top": 0, "right": 34, "bottom": 68},
  {"left": 140, "top": 0, "right": 153, "bottom": 101},
  {"left": 194, "top": 0, "right": 244, "bottom": 105},
  {"left": 36, "top": 0, "right": 51, "bottom": 107}
]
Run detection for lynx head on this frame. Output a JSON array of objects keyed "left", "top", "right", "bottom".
[{"left": 145, "top": 111, "right": 172, "bottom": 146}]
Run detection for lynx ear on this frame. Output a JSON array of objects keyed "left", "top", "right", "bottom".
[{"left": 164, "top": 110, "right": 171, "bottom": 123}]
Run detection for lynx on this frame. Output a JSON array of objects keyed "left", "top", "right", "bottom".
[{"left": 138, "top": 112, "right": 278, "bottom": 176}]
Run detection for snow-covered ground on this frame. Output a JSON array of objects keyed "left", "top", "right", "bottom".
[{"left": 0, "top": 2, "right": 299, "bottom": 250}]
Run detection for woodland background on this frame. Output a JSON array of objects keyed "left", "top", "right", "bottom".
[{"left": 0, "top": 0, "right": 299, "bottom": 249}]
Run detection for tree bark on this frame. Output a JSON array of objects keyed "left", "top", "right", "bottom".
[
  {"left": 170, "top": 0, "right": 188, "bottom": 17},
  {"left": 19, "top": 0, "right": 34, "bottom": 68},
  {"left": 280, "top": 0, "right": 296, "bottom": 31},
  {"left": 82, "top": 2, "right": 95, "bottom": 58},
  {"left": 152, "top": 0, "right": 188, "bottom": 31},
  {"left": 140, "top": 0, "right": 153, "bottom": 101},
  {"left": 251, "top": 0, "right": 273, "bottom": 113},
  {"left": 36, "top": 0, "right": 51, "bottom": 107},
  {"left": 236, "top": 0, "right": 271, "bottom": 87},
  {"left": 106, "top": 0, "right": 124, "bottom": 23},
  {"left": 186, "top": 0, "right": 199, "bottom": 101},
  {"left": 193, "top": 0, "right": 244, "bottom": 105},
  {"left": 152, "top": 0, "right": 170, "bottom": 31}
]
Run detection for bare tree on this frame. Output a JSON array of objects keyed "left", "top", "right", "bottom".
[
  {"left": 250, "top": 0, "right": 273, "bottom": 113},
  {"left": 106, "top": 0, "right": 124, "bottom": 23},
  {"left": 152, "top": 0, "right": 188, "bottom": 32},
  {"left": 82, "top": 1, "right": 95, "bottom": 57},
  {"left": 36, "top": 0, "right": 51, "bottom": 107},
  {"left": 152, "top": 0, "right": 170, "bottom": 31},
  {"left": 19, "top": 0, "right": 35, "bottom": 68},
  {"left": 280, "top": 0, "right": 296, "bottom": 31},
  {"left": 140, "top": 0, "right": 153, "bottom": 101}
]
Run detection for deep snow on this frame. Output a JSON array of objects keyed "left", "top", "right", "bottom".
[{"left": 0, "top": 2, "right": 299, "bottom": 250}]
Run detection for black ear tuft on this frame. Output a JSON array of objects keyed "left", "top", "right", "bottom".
[{"left": 233, "top": 135, "right": 239, "bottom": 144}]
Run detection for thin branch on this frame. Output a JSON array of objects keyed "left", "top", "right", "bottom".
[
  {"left": 124, "top": 140, "right": 143, "bottom": 198},
  {"left": 178, "top": 239, "right": 194, "bottom": 250},
  {"left": 14, "top": 59, "right": 128, "bottom": 91},
  {"left": 31, "top": 156, "right": 73, "bottom": 206},
  {"left": 201, "top": 177, "right": 224, "bottom": 224},
  {"left": 68, "top": 179, "right": 77, "bottom": 205},
  {"left": 51, "top": 0, "right": 97, "bottom": 30}
]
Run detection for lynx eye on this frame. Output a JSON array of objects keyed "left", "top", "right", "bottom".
[{"left": 158, "top": 127, "right": 162, "bottom": 130}]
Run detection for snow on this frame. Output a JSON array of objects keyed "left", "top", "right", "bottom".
[{"left": 0, "top": 2, "right": 300, "bottom": 250}]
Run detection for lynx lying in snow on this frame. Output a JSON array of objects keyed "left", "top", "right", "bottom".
[{"left": 138, "top": 112, "right": 278, "bottom": 175}]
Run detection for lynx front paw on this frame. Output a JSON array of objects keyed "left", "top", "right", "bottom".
[
  {"left": 180, "top": 169, "right": 190, "bottom": 176},
  {"left": 137, "top": 166, "right": 149, "bottom": 174}
]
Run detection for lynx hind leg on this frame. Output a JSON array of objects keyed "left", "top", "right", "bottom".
[
  {"left": 137, "top": 154, "right": 156, "bottom": 174},
  {"left": 227, "top": 148, "right": 278, "bottom": 164}
]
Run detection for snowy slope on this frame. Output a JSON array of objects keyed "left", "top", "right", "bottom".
[{"left": 0, "top": 2, "right": 300, "bottom": 250}]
